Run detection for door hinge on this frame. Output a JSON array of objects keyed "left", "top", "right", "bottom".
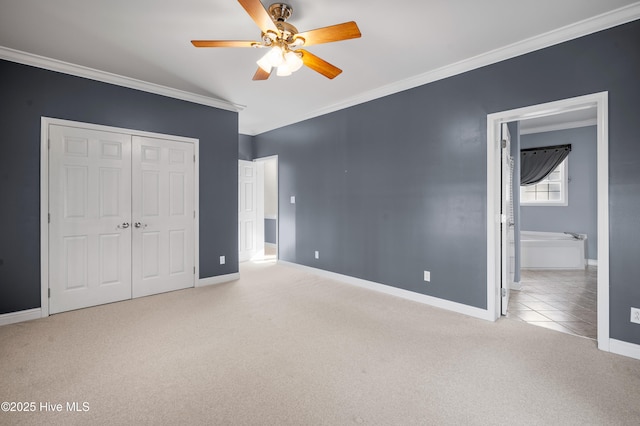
[
  {"left": 501, "top": 139, "right": 507, "bottom": 149},
  {"left": 501, "top": 288, "right": 506, "bottom": 297},
  {"left": 48, "top": 288, "right": 51, "bottom": 298},
  {"left": 193, "top": 210, "right": 196, "bottom": 219},
  {"left": 193, "top": 154, "right": 196, "bottom": 163},
  {"left": 48, "top": 139, "right": 51, "bottom": 150},
  {"left": 48, "top": 213, "right": 50, "bottom": 223},
  {"left": 193, "top": 266, "right": 196, "bottom": 274}
]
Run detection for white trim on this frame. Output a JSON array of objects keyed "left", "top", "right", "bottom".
[
  {"left": 41, "top": 118, "right": 202, "bottom": 144},
  {"left": 246, "top": 3, "right": 640, "bottom": 135},
  {"left": 596, "top": 93, "right": 610, "bottom": 351},
  {"left": 0, "top": 46, "right": 244, "bottom": 113},
  {"left": 40, "top": 117, "right": 200, "bottom": 318},
  {"left": 486, "top": 92, "right": 610, "bottom": 352},
  {"left": 194, "top": 140, "right": 200, "bottom": 287},
  {"left": 253, "top": 155, "right": 280, "bottom": 162},
  {"left": 587, "top": 259, "right": 598, "bottom": 267},
  {"left": 519, "top": 118, "right": 598, "bottom": 135},
  {"left": 197, "top": 273, "right": 240, "bottom": 287},
  {"left": 0, "top": 308, "right": 42, "bottom": 326},
  {"left": 609, "top": 339, "right": 640, "bottom": 361},
  {"left": 279, "top": 261, "right": 493, "bottom": 321},
  {"left": 40, "top": 119, "right": 50, "bottom": 318}
]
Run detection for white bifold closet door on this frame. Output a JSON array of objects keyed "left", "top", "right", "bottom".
[
  {"left": 131, "top": 136, "right": 195, "bottom": 298},
  {"left": 49, "top": 125, "right": 194, "bottom": 314}
]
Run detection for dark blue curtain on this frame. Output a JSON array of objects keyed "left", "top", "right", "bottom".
[{"left": 520, "top": 144, "right": 571, "bottom": 186}]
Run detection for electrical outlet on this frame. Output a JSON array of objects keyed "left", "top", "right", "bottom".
[
  {"left": 290, "top": 196, "right": 296, "bottom": 204},
  {"left": 314, "top": 251, "right": 319, "bottom": 259},
  {"left": 631, "top": 307, "right": 640, "bottom": 324},
  {"left": 219, "top": 256, "right": 225, "bottom": 265},
  {"left": 424, "top": 271, "right": 431, "bottom": 282}
]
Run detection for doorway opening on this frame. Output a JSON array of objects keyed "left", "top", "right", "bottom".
[
  {"left": 486, "top": 92, "right": 610, "bottom": 352},
  {"left": 255, "top": 155, "right": 278, "bottom": 262},
  {"left": 507, "top": 112, "right": 598, "bottom": 340},
  {"left": 238, "top": 156, "right": 278, "bottom": 263}
]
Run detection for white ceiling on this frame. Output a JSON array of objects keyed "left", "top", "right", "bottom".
[
  {"left": 1, "top": 0, "right": 638, "bottom": 135},
  {"left": 519, "top": 107, "right": 598, "bottom": 135}
]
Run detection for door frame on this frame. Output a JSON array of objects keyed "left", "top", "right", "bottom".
[
  {"left": 40, "top": 117, "right": 200, "bottom": 317},
  {"left": 500, "top": 123, "right": 513, "bottom": 316},
  {"left": 486, "top": 92, "right": 609, "bottom": 351}
]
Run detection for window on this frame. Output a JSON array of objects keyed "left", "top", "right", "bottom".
[{"left": 520, "top": 158, "right": 568, "bottom": 206}]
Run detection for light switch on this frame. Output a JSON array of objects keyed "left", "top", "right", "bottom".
[{"left": 290, "top": 196, "right": 296, "bottom": 204}]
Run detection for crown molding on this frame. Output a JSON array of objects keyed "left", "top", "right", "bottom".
[
  {"left": 0, "top": 46, "right": 244, "bottom": 113},
  {"left": 247, "top": 2, "right": 640, "bottom": 135}
]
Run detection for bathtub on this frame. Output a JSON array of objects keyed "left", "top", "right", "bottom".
[{"left": 520, "top": 231, "right": 586, "bottom": 270}]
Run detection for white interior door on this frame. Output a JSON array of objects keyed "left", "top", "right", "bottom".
[
  {"left": 239, "top": 160, "right": 257, "bottom": 262},
  {"left": 132, "top": 136, "right": 195, "bottom": 298},
  {"left": 49, "top": 125, "right": 132, "bottom": 314},
  {"left": 501, "top": 123, "right": 515, "bottom": 315}
]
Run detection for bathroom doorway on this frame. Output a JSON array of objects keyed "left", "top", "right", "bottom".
[
  {"left": 507, "top": 110, "right": 598, "bottom": 340},
  {"left": 487, "top": 92, "right": 610, "bottom": 351}
]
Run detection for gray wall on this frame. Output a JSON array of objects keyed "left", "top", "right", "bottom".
[
  {"left": 0, "top": 59, "right": 239, "bottom": 315},
  {"left": 238, "top": 133, "right": 254, "bottom": 161},
  {"left": 255, "top": 20, "right": 640, "bottom": 344},
  {"left": 265, "top": 219, "right": 277, "bottom": 244},
  {"left": 520, "top": 126, "right": 598, "bottom": 259}
]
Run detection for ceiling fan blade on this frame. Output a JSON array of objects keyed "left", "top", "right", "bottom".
[
  {"left": 295, "top": 21, "right": 361, "bottom": 46},
  {"left": 191, "top": 40, "right": 257, "bottom": 48},
  {"left": 300, "top": 50, "right": 342, "bottom": 79},
  {"left": 252, "top": 67, "right": 272, "bottom": 81},
  {"left": 237, "top": 0, "right": 279, "bottom": 34}
]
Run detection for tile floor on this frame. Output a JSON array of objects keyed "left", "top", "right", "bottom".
[{"left": 507, "top": 267, "right": 597, "bottom": 339}]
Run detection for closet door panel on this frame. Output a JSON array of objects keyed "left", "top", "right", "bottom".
[
  {"left": 49, "top": 125, "right": 132, "bottom": 314},
  {"left": 132, "top": 136, "right": 195, "bottom": 297}
]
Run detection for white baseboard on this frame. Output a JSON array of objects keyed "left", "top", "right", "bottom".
[
  {"left": 278, "top": 261, "right": 492, "bottom": 321},
  {"left": 197, "top": 273, "right": 240, "bottom": 288},
  {"left": 265, "top": 242, "right": 276, "bottom": 248},
  {"left": 511, "top": 281, "right": 522, "bottom": 291},
  {"left": 609, "top": 339, "right": 640, "bottom": 361},
  {"left": 588, "top": 259, "right": 598, "bottom": 267},
  {"left": 0, "top": 308, "right": 42, "bottom": 326}
]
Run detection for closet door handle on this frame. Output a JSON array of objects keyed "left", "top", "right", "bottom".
[
  {"left": 134, "top": 222, "right": 147, "bottom": 229},
  {"left": 117, "top": 222, "right": 130, "bottom": 229}
]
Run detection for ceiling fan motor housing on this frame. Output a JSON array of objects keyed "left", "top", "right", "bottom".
[{"left": 268, "top": 3, "right": 293, "bottom": 22}]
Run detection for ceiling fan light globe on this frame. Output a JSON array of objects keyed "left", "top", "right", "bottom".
[
  {"left": 284, "top": 51, "right": 303, "bottom": 72},
  {"left": 276, "top": 65, "right": 292, "bottom": 77},
  {"left": 256, "top": 53, "right": 273, "bottom": 73},
  {"left": 267, "top": 46, "right": 284, "bottom": 67}
]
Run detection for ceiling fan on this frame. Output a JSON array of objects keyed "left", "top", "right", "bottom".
[{"left": 191, "top": 0, "right": 361, "bottom": 80}]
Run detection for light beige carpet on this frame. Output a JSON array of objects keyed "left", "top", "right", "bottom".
[{"left": 1, "top": 261, "right": 639, "bottom": 425}]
